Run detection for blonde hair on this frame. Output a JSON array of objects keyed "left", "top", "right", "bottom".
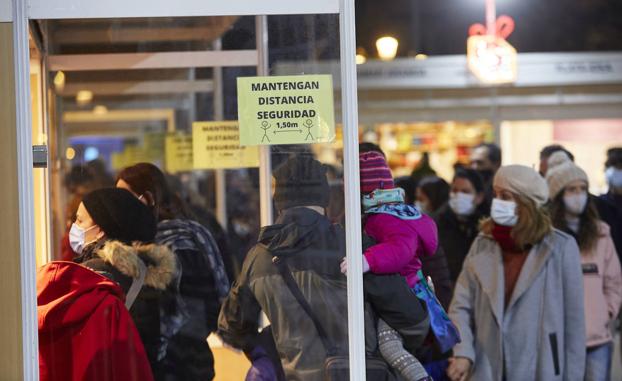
[{"left": 481, "top": 193, "right": 552, "bottom": 250}]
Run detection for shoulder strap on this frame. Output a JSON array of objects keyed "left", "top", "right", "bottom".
[
  {"left": 125, "top": 259, "right": 147, "bottom": 310},
  {"left": 272, "top": 256, "right": 337, "bottom": 356}
]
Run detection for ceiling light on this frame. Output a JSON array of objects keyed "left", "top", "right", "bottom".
[{"left": 76, "top": 90, "right": 93, "bottom": 105}]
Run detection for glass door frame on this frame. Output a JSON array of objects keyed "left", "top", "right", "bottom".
[{"left": 10, "top": 0, "right": 365, "bottom": 379}]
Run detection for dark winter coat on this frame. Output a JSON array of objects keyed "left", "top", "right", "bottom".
[
  {"left": 433, "top": 204, "right": 483, "bottom": 284},
  {"left": 596, "top": 193, "right": 622, "bottom": 259},
  {"left": 155, "top": 219, "right": 230, "bottom": 381},
  {"left": 77, "top": 240, "right": 177, "bottom": 376},
  {"left": 218, "top": 207, "right": 350, "bottom": 381}
]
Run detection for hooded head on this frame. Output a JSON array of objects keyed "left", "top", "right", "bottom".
[{"left": 273, "top": 156, "right": 330, "bottom": 211}]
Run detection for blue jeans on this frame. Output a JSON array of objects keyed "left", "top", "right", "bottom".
[{"left": 585, "top": 342, "right": 613, "bottom": 381}]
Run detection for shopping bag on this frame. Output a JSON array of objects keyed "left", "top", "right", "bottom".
[{"left": 413, "top": 270, "right": 461, "bottom": 354}]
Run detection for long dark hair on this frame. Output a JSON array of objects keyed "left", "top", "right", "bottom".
[
  {"left": 549, "top": 192, "right": 600, "bottom": 252},
  {"left": 117, "top": 163, "right": 189, "bottom": 221},
  {"left": 418, "top": 176, "right": 450, "bottom": 212}
]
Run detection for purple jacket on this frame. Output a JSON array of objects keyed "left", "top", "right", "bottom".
[{"left": 364, "top": 212, "right": 438, "bottom": 287}]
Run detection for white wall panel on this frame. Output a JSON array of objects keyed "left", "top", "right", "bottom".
[{"left": 28, "top": 0, "right": 339, "bottom": 19}]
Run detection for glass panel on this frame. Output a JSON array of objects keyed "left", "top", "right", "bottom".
[{"left": 32, "top": 13, "right": 358, "bottom": 381}]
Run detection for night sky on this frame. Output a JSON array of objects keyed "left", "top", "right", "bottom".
[{"left": 356, "top": 0, "right": 622, "bottom": 57}]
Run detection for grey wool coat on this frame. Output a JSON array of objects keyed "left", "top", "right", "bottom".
[{"left": 449, "top": 229, "right": 586, "bottom": 381}]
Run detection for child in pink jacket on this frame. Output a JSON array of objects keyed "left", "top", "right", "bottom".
[{"left": 351, "top": 150, "right": 438, "bottom": 381}]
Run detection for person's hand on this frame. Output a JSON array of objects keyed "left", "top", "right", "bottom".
[
  {"left": 447, "top": 357, "right": 472, "bottom": 381},
  {"left": 340, "top": 257, "right": 370, "bottom": 275}
]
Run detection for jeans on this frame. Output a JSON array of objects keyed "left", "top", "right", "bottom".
[{"left": 585, "top": 341, "right": 613, "bottom": 381}]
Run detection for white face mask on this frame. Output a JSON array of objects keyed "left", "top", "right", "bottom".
[
  {"left": 606, "top": 167, "right": 622, "bottom": 188},
  {"left": 449, "top": 192, "right": 476, "bottom": 217},
  {"left": 564, "top": 192, "right": 588, "bottom": 215},
  {"left": 69, "top": 223, "right": 97, "bottom": 254},
  {"left": 491, "top": 198, "right": 518, "bottom": 227}
]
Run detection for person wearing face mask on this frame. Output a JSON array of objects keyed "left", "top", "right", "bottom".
[
  {"left": 597, "top": 148, "right": 622, "bottom": 258},
  {"left": 117, "top": 163, "right": 229, "bottom": 381},
  {"left": 69, "top": 188, "right": 177, "bottom": 377},
  {"left": 434, "top": 168, "right": 488, "bottom": 285},
  {"left": 447, "top": 165, "right": 585, "bottom": 381},
  {"left": 415, "top": 176, "right": 450, "bottom": 215},
  {"left": 545, "top": 152, "right": 622, "bottom": 381}
]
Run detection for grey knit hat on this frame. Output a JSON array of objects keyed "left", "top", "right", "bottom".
[
  {"left": 545, "top": 151, "right": 589, "bottom": 199},
  {"left": 493, "top": 165, "right": 549, "bottom": 207}
]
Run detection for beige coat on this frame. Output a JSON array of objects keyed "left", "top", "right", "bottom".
[
  {"left": 581, "top": 221, "right": 622, "bottom": 347},
  {"left": 449, "top": 229, "right": 586, "bottom": 381}
]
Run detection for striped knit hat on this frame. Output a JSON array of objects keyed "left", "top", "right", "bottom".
[{"left": 359, "top": 151, "right": 394, "bottom": 194}]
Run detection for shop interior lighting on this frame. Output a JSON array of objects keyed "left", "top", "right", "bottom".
[
  {"left": 84, "top": 147, "right": 99, "bottom": 161},
  {"left": 93, "top": 105, "right": 108, "bottom": 115},
  {"left": 76, "top": 90, "right": 93, "bottom": 105},
  {"left": 376, "top": 36, "right": 399, "bottom": 61},
  {"left": 65, "top": 147, "right": 76, "bottom": 161},
  {"left": 53, "top": 71, "right": 65, "bottom": 91}
]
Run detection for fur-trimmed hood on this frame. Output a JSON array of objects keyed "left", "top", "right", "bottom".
[{"left": 95, "top": 240, "right": 177, "bottom": 290}]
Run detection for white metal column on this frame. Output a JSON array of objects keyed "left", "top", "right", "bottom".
[
  {"left": 256, "top": 15, "right": 273, "bottom": 228},
  {"left": 12, "top": 0, "right": 39, "bottom": 379},
  {"left": 339, "top": 0, "right": 366, "bottom": 379},
  {"left": 213, "top": 38, "right": 228, "bottom": 229}
]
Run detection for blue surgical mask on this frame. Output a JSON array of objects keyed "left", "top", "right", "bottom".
[{"left": 606, "top": 167, "right": 622, "bottom": 189}]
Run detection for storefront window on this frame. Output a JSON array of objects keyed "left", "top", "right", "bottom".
[{"left": 32, "top": 12, "right": 359, "bottom": 380}]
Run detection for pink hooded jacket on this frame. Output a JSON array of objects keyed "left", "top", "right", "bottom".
[
  {"left": 581, "top": 222, "right": 622, "bottom": 347},
  {"left": 364, "top": 212, "right": 438, "bottom": 287}
]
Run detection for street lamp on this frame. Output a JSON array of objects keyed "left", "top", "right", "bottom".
[{"left": 376, "top": 36, "right": 399, "bottom": 61}]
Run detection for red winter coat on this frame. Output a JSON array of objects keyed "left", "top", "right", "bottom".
[{"left": 37, "top": 261, "right": 154, "bottom": 381}]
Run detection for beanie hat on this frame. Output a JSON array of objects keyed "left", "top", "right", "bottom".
[
  {"left": 273, "top": 156, "right": 330, "bottom": 211},
  {"left": 359, "top": 151, "right": 395, "bottom": 194},
  {"left": 83, "top": 188, "right": 157, "bottom": 244},
  {"left": 493, "top": 165, "right": 549, "bottom": 207},
  {"left": 546, "top": 151, "right": 589, "bottom": 199}
]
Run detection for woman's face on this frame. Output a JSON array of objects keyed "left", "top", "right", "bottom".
[
  {"left": 563, "top": 179, "right": 588, "bottom": 197},
  {"left": 452, "top": 177, "right": 484, "bottom": 206},
  {"left": 116, "top": 179, "right": 149, "bottom": 206},
  {"left": 75, "top": 202, "right": 104, "bottom": 243},
  {"left": 415, "top": 188, "right": 432, "bottom": 212},
  {"left": 493, "top": 187, "right": 516, "bottom": 203}
]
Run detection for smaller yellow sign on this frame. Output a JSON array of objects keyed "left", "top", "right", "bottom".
[
  {"left": 144, "top": 132, "right": 165, "bottom": 161},
  {"left": 165, "top": 134, "right": 193, "bottom": 173},
  {"left": 192, "top": 121, "right": 259, "bottom": 169},
  {"left": 111, "top": 145, "right": 150, "bottom": 171}
]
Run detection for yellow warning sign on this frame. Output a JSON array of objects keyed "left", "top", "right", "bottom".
[
  {"left": 237, "top": 74, "right": 336, "bottom": 146},
  {"left": 165, "top": 134, "right": 193, "bottom": 173},
  {"left": 192, "top": 121, "right": 259, "bottom": 169}
]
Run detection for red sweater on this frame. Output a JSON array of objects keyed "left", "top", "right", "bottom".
[{"left": 37, "top": 261, "right": 154, "bottom": 381}]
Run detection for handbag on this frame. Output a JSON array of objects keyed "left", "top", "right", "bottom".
[
  {"left": 272, "top": 255, "right": 397, "bottom": 381},
  {"left": 413, "top": 270, "right": 461, "bottom": 354}
]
